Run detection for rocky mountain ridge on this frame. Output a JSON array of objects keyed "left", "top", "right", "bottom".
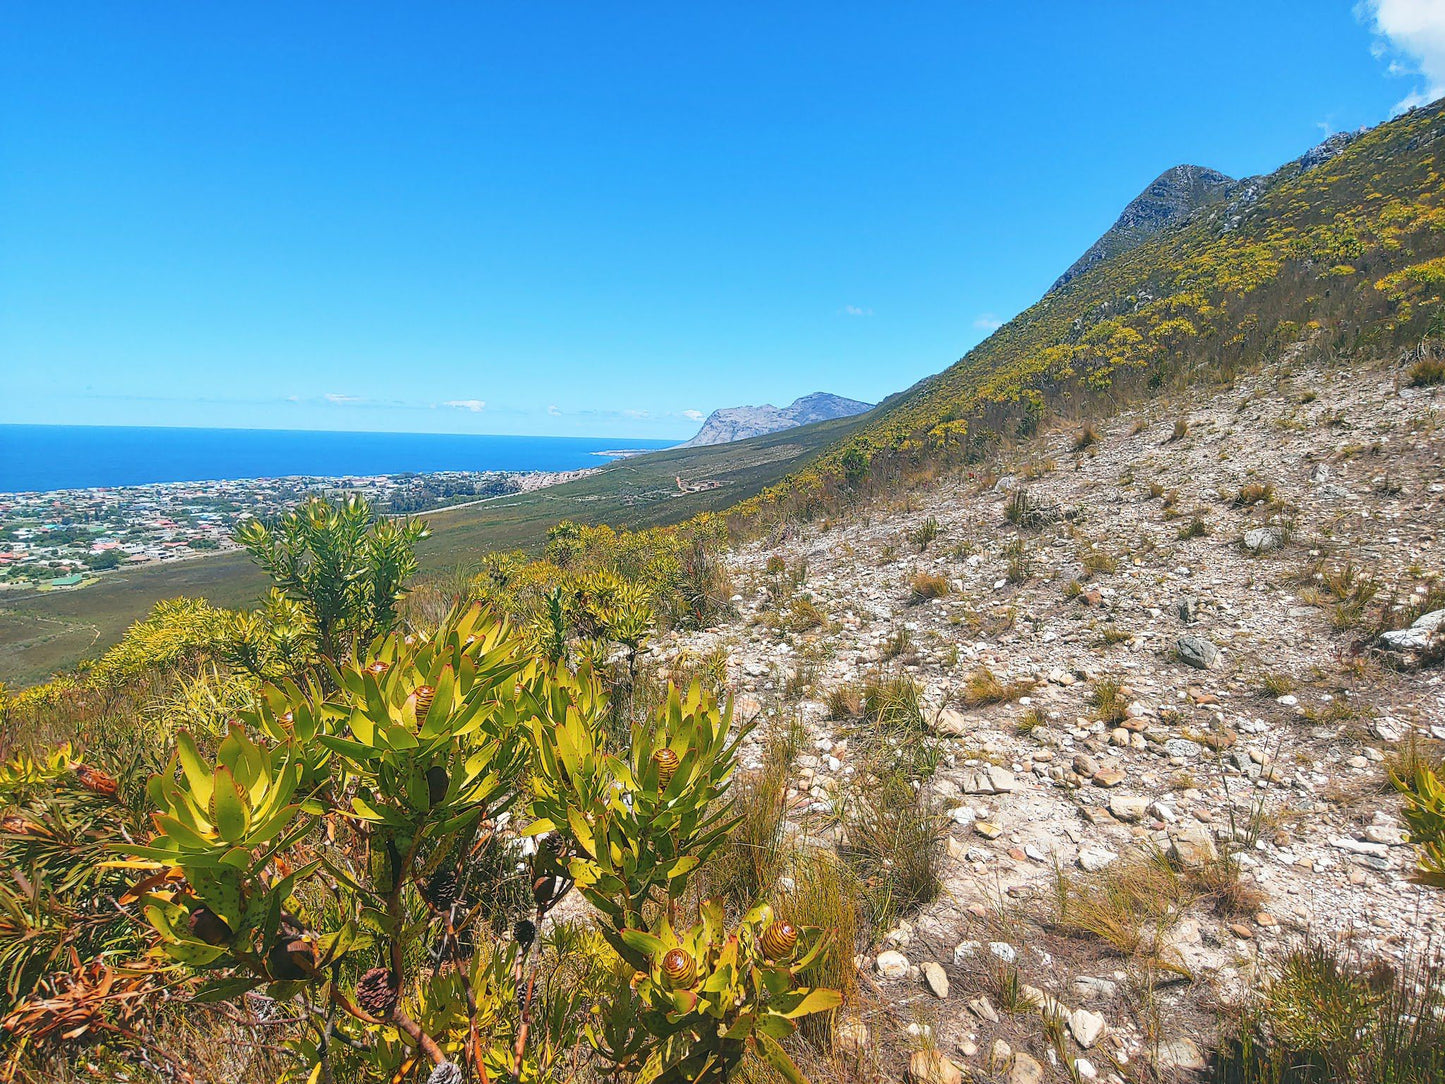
[
  {"left": 681, "top": 391, "right": 873, "bottom": 447},
  {"left": 1048, "top": 128, "right": 1365, "bottom": 295}
]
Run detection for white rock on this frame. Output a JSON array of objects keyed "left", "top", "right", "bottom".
[
  {"left": 874, "top": 950, "right": 910, "bottom": 980},
  {"left": 1068, "top": 1008, "right": 1107, "bottom": 1048},
  {"left": 922, "top": 961, "right": 950, "bottom": 998}
]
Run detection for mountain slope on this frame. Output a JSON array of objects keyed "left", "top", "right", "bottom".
[
  {"left": 742, "top": 100, "right": 1445, "bottom": 519},
  {"left": 681, "top": 391, "right": 873, "bottom": 447}
]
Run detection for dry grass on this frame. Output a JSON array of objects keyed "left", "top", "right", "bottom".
[
  {"left": 962, "top": 666, "right": 1029, "bottom": 707},
  {"left": 1050, "top": 849, "right": 1194, "bottom": 960},
  {"left": 839, "top": 770, "right": 945, "bottom": 930},
  {"left": 1409, "top": 354, "right": 1445, "bottom": 386},
  {"left": 1079, "top": 544, "right": 1118, "bottom": 577},
  {"left": 1256, "top": 671, "right": 1296, "bottom": 697},
  {"left": 908, "top": 571, "right": 950, "bottom": 604},
  {"left": 1177, "top": 511, "right": 1210, "bottom": 539},
  {"left": 1089, "top": 677, "right": 1128, "bottom": 724},
  {"left": 1231, "top": 481, "right": 1277, "bottom": 507},
  {"left": 1217, "top": 941, "right": 1445, "bottom": 1084}
]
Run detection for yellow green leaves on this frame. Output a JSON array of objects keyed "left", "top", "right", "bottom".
[
  {"left": 209, "top": 767, "right": 248, "bottom": 843},
  {"left": 1393, "top": 762, "right": 1445, "bottom": 889}
]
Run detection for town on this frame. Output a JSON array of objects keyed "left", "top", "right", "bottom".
[{"left": 0, "top": 470, "right": 528, "bottom": 590}]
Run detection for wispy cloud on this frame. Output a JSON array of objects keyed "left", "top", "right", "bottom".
[
  {"left": 547, "top": 404, "right": 562, "bottom": 416},
  {"left": 622, "top": 408, "right": 650, "bottom": 419},
  {"left": 443, "top": 399, "right": 486, "bottom": 412},
  {"left": 1359, "top": 0, "right": 1445, "bottom": 112},
  {"left": 842, "top": 305, "right": 874, "bottom": 317},
  {"left": 324, "top": 393, "right": 364, "bottom": 404},
  {"left": 682, "top": 409, "right": 705, "bottom": 421},
  {"left": 973, "top": 313, "right": 1004, "bottom": 332}
]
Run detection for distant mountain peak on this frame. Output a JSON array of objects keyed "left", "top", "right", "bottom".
[
  {"left": 1049, "top": 164, "right": 1237, "bottom": 293},
  {"left": 681, "top": 391, "right": 873, "bottom": 448}
]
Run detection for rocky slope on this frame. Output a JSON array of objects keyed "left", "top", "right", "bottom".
[
  {"left": 681, "top": 391, "right": 873, "bottom": 447},
  {"left": 1049, "top": 164, "right": 1236, "bottom": 293},
  {"left": 648, "top": 342, "right": 1445, "bottom": 1081}
]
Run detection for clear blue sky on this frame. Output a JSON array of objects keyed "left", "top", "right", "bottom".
[{"left": 1, "top": 2, "right": 1437, "bottom": 439}]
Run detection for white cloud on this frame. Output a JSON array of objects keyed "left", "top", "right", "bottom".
[
  {"left": 1359, "top": 0, "right": 1445, "bottom": 111},
  {"left": 842, "top": 305, "right": 874, "bottom": 317},
  {"left": 547, "top": 404, "right": 562, "bottom": 416},
  {"left": 622, "top": 408, "right": 649, "bottom": 419},
  {"left": 973, "top": 314, "right": 1004, "bottom": 331},
  {"left": 325, "top": 393, "right": 363, "bottom": 404},
  {"left": 444, "top": 399, "right": 486, "bottom": 412},
  {"left": 682, "top": 409, "right": 705, "bottom": 421}
]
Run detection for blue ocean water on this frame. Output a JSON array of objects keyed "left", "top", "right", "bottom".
[{"left": 0, "top": 425, "right": 676, "bottom": 493}]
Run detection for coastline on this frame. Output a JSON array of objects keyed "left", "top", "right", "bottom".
[{"left": 0, "top": 465, "right": 606, "bottom": 592}]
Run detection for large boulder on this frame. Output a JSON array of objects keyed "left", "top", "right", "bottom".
[
  {"left": 1378, "top": 608, "right": 1444, "bottom": 654},
  {"left": 1242, "top": 527, "right": 1284, "bottom": 553},
  {"left": 1177, "top": 635, "right": 1220, "bottom": 670}
]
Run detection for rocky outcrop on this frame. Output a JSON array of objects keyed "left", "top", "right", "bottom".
[
  {"left": 680, "top": 392, "right": 872, "bottom": 448},
  {"left": 1050, "top": 165, "right": 1237, "bottom": 293}
]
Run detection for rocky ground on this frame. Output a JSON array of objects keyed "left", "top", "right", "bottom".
[{"left": 647, "top": 350, "right": 1445, "bottom": 1082}]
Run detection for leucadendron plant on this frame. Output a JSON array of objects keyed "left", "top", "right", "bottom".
[
  {"left": 116, "top": 605, "right": 577, "bottom": 1083},
  {"left": 524, "top": 677, "right": 842, "bottom": 1083},
  {"left": 113, "top": 603, "right": 839, "bottom": 1083}
]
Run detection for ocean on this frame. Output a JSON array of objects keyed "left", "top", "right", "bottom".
[{"left": 0, "top": 424, "right": 677, "bottom": 494}]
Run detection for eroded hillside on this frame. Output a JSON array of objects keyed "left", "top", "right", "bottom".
[{"left": 645, "top": 340, "right": 1444, "bottom": 1080}]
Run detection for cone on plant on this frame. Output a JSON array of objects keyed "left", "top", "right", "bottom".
[
  {"left": 71, "top": 763, "right": 118, "bottom": 798},
  {"left": 412, "top": 684, "right": 436, "bottom": 721},
  {"left": 652, "top": 747, "right": 680, "bottom": 788},
  {"left": 760, "top": 920, "right": 798, "bottom": 962},
  {"left": 356, "top": 967, "right": 399, "bottom": 1018},
  {"left": 660, "top": 948, "right": 697, "bottom": 989},
  {"left": 187, "top": 907, "right": 233, "bottom": 947},
  {"left": 422, "top": 867, "right": 459, "bottom": 911}
]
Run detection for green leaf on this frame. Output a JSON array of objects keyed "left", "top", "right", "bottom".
[
  {"left": 211, "top": 766, "right": 249, "bottom": 844},
  {"left": 191, "top": 977, "right": 262, "bottom": 1003},
  {"left": 174, "top": 731, "right": 214, "bottom": 809},
  {"left": 756, "top": 1031, "right": 809, "bottom": 1084},
  {"left": 618, "top": 928, "right": 667, "bottom": 958},
  {"left": 773, "top": 987, "right": 843, "bottom": 1019}
]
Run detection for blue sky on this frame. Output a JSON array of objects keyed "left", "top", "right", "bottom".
[{"left": 2, "top": 2, "right": 1440, "bottom": 439}]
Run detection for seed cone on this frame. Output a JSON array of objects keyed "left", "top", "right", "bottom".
[
  {"left": 514, "top": 919, "right": 537, "bottom": 949},
  {"left": 760, "top": 920, "right": 798, "bottom": 961},
  {"left": 422, "top": 867, "right": 460, "bottom": 911},
  {"left": 72, "top": 764, "right": 119, "bottom": 798},
  {"left": 267, "top": 936, "right": 319, "bottom": 981},
  {"left": 413, "top": 684, "right": 435, "bottom": 721},
  {"left": 2, "top": 814, "right": 37, "bottom": 835},
  {"left": 426, "top": 765, "right": 449, "bottom": 806},
  {"left": 188, "top": 907, "right": 233, "bottom": 946},
  {"left": 428, "top": 1063, "right": 463, "bottom": 1084},
  {"left": 365, "top": 660, "right": 390, "bottom": 677},
  {"left": 661, "top": 948, "right": 697, "bottom": 989},
  {"left": 356, "top": 967, "right": 399, "bottom": 1017},
  {"left": 652, "top": 748, "right": 681, "bottom": 788}
]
